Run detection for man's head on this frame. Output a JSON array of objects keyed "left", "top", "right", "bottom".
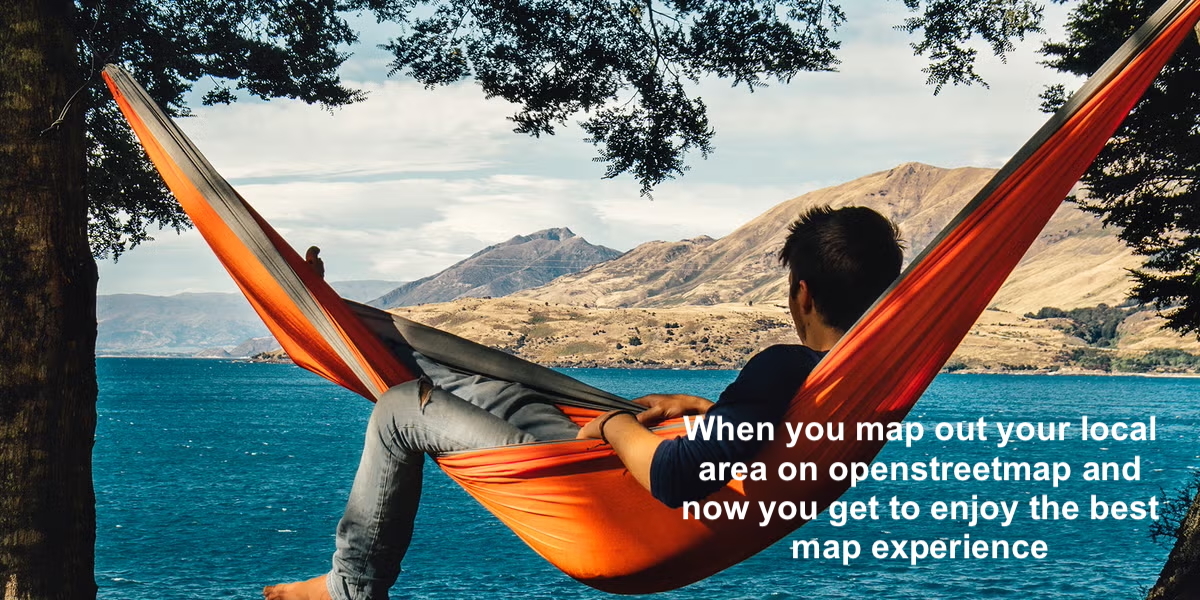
[{"left": 779, "top": 206, "right": 903, "bottom": 345}]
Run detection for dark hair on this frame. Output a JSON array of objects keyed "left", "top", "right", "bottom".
[{"left": 778, "top": 205, "right": 904, "bottom": 331}]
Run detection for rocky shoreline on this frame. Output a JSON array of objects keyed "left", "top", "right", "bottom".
[
  {"left": 235, "top": 353, "right": 1200, "bottom": 376},
  {"left": 218, "top": 297, "right": 1200, "bottom": 376}
]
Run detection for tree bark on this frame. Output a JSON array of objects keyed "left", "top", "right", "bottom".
[
  {"left": 1148, "top": 487, "right": 1200, "bottom": 599},
  {"left": 0, "top": 1, "right": 98, "bottom": 599}
]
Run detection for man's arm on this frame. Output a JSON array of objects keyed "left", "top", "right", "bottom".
[
  {"left": 576, "top": 394, "right": 712, "bottom": 493},
  {"left": 579, "top": 412, "right": 659, "bottom": 490},
  {"left": 582, "top": 346, "right": 819, "bottom": 507},
  {"left": 632, "top": 393, "right": 712, "bottom": 423}
]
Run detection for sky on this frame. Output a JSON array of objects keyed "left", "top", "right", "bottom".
[{"left": 96, "top": 2, "right": 1081, "bottom": 296}]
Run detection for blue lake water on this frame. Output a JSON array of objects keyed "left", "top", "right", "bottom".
[{"left": 95, "top": 358, "right": 1200, "bottom": 598}]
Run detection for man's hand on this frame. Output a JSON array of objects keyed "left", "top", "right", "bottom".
[
  {"left": 633, "top": 394, "right": 713, "bottom": 425},
  {"left": 574, "top": 409, "right": 661, "bottom": 492},
  {"left": 577, "top": 410, "right": 631, "bottom": 440}
]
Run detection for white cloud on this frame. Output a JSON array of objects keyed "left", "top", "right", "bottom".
[
  {"left": 179, "top": 79, "right": 520, "bottom": 182},
  {"left": 97, "top": 228, "right": 238, "bottom": 295},
  {"left": 97, "top": 171, "right": 806, "bottom": 295},
  {"left": 690, "top": 1, "right": 1082, "bottom": 184}
]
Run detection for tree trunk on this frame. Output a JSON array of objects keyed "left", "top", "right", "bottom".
[
  {"left": 1149, "top": 487, "right": 1200, "bottom": 599},
  {"left": 0, "top": 1, "right": 98, "bottom": 599}
]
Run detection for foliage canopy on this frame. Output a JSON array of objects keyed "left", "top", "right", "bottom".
[{"left": 1041, "top": 0, "right": 1200, "bottom": 336}]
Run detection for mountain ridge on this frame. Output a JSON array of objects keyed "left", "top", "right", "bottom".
[
  {"left": 97, "top": 280, "right": 404, "bottom": 356},
  {"left": 516, "top": 163, "right": 1137, "bottom": 314},
  {"left": 368, "top": 227, "right": 622, "bottom": 308},
  {"left": 100, "top": 163, "right": 1177, "bottom": 368}
]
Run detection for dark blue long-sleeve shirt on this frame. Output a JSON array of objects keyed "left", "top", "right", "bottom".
[{"left": 649, "top": 344, "right": 824, "bottom": 508}]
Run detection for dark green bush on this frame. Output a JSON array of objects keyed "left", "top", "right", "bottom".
[
  {"left": 1058, "top": 347, "right": 1113, "bottom": 371},
  {"left": 1114, "top": 348, "right": 1200, "bottom": 373},
  {"left": 1025, "top": 303, "right": 1136, "bottom": 347}
]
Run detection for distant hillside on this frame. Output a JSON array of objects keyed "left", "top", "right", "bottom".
[
  {"left": 330, "top": 280, "right": 407, "bottom": 302},
  {"left": 97, "top": 293, "right": 268, "bottom": 355},
  {"left": 99, "top": 222, "right": 618, "bottom": 356},
  {"left": 388, "top": 297, "right": 1200, "bottom": 373},
  {"left": 97, "top": 279, "right": 403, "bottom": 356},
  {"left": 103, "top": 163, "right": 1194, "bottom": 370},
  {"left": 369, "top": 228, "right": 622, "bottom": 308},
  {"left": 518, "top": 163, "right": 1138, "bottom": 314},
  {"left": 381, "top": 162, "right": 1198, "bottom": 373}
]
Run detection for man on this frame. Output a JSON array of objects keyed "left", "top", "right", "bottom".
[
  {"left": 575, "top": 205, "right": 903, "bottom": 507},
  {"left": 265, "top": 205, "right": 902, "bottom": 600}
]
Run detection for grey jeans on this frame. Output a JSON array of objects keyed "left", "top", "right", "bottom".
[{"left": 326, "top": 353, "right": 579, "bottom": 600}]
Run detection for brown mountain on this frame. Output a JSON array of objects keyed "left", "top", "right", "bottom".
[
  {"left": 369, "top": 227, "right": 622, "bottom": 308},
  {"left": 391, "top": 163, "right": 1200, "bottom": 372},
  {"left": 517, "top": 163, "right": 1138, "bottom": 314}
]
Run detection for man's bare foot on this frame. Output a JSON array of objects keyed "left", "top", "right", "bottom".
[{"left": 263, "top": 575, "right": 331, "bottom": 600}]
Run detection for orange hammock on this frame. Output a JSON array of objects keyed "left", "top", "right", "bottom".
[{"left": 101, "top": 0, "right": 1200, "bottom": 591}]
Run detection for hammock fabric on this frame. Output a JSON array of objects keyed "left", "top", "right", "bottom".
[{"left": 101, "top": 0, "right": 1200, "bottom": 591}]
